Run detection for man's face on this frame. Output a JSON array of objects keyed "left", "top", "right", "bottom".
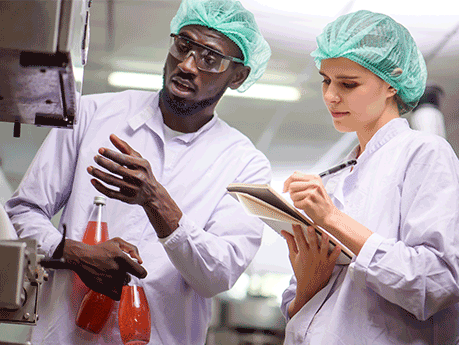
[{"left": 162, "top": 25, "right": 244, "bottom": 109}]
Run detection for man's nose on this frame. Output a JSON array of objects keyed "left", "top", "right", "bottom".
[{"left": 177, "top": 51, "right": 199, "bottom": 74}]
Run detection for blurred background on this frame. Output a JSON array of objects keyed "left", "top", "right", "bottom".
[{"left": 0, "top": 0, "right": 458, "bottom": 344}]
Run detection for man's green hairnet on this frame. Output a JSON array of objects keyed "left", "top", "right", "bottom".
[
  {"left": 170, "top": 0, "right": 271, "bottom": 92},
  {"left": 311, "top": 10, "right": 427, "bottom": 114}
]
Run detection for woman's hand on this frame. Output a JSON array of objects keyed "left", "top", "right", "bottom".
[
  {"left": 283, "top": 225, "right": 341, "bottom": 318},
  {"left": 283, "top": 172, "right": 338, "bottom": 228}
]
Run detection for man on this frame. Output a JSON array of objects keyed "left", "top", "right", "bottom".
[{"left": 5, "top": 0, "right": 272, "bottom": 343}]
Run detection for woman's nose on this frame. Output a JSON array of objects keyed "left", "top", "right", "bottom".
[{"left": 323, "top": 83, "right": 340, "bottom": 104}]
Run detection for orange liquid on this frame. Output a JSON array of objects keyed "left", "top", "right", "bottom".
[
  {"left": 75, "top": 290, "right": 115, "bottom": 334},
  {"left": 74, "top": 221, "right": 109, "bottom": 293},
  {"left": 82, "top": 221, "right": 109, "bottom": 245},
  {"left": 118, "top": 285, "right": 151, "bottom": 344}
]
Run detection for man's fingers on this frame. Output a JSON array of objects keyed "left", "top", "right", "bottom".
[
  {"left": 118, "top": 256, "right": 148, "bottom": 279},
  {"left": 92, "top": 154, "right": 137, "bottom": 180},
  {"left": 98, "top": 147, "right": 142, "bottom": 170},
  {"left": 88, "top": 165, "right": 134, "bottom": 190},
  {"left": 111, "top": 237, "right": 147, "bottom": 278},
  {"left": 114, "top": 237, "right": 144, "bottom": 264},
  {"left": 110, "top": 134, "right": 142, "bottom": 158}
]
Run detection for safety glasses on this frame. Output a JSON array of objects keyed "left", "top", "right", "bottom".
[{"left": 169, "top": 33, "right": 244, "bottom": 73}]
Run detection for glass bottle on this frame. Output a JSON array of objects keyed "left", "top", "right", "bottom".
[
  {"left": 75, "top": 289, "right": 115, "bottom": 334},
  {"left": 75, "top": 196, "right": 115, "bottom": 334},
  {"left": 74, "top": 196, "right": 110, "bottom": 294},
  {"left": 118, "top": 276, "right": 151, "bottom": 345}
]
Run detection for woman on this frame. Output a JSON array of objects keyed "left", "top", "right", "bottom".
[{"left": 281, "top": 10, "right": 459, "bottom": 344}]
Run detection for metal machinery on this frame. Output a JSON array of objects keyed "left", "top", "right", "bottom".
[
  {"left": 0, "top": 0, "right": 91, "bottom": 136},
  {"left": 0, "top": 0, "right": 92, "bottom": 339}
]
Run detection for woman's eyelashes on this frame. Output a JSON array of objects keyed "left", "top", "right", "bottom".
[
  {"left": 321, "top": 79, "right": 358, "bottom": 89},
  {"left": 342, "top": 82, "right": 358, "bottom": 89}
]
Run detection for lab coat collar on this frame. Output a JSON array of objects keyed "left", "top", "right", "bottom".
[
  {"left": 127, "top": 92, "right": 219, "bottom": 144},
  {"left": 330, "top": 118, "right": 410, "bottom": 208},
  {"left": 359, "top": 118, "right": 410, "bottom": 159}
]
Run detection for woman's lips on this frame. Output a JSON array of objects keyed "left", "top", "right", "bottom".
[{"left": 330, "top": 111, "right": 349, "bottom": 118}]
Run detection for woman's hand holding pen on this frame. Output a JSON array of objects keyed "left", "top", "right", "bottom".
[
  {"left": 283, "top": 172, "right": 338, "bottom": 228},
  {"left": 282, "top": 225, "right": 341, "bottom": 318},
  {"left": 284, "top": 168, "right": 373, "bottom": 256}
]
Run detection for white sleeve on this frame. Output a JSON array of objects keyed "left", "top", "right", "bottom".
[
  {"left": 5, "top": 103, "right": 90, "bottom": 257},
  {"left": 353, "top": 139, "right": 459, "bottom": 320},
  {"left": 160, "top": 152, "right": 271, "bottom": 298}
]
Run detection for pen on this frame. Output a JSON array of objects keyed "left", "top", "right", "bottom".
[{"left": 319, "top": 159, "right": 357, "bottom": 178}]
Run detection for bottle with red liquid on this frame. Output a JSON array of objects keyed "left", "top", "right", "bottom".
[
  {"left": 73, "top": 196, "right": 109, "bottom": 294},
  {"left": 75, "top": 196, "right": 115, "bottom": 334},
  {"left": 118, "top": 276, "right": 151, "bottom": 345}
]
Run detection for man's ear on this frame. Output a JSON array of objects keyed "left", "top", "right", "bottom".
[{"left": 228, "top": 66, "right": 251, "bottom": 90}]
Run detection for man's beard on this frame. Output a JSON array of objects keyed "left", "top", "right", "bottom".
[{"left": 161, "top": 72, "right": 228, "bottom": 117}]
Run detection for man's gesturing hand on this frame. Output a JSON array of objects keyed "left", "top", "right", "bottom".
[
  {"left": 87, "top": 134, "right": 182, "bottom": 238},
  {"left": 87, "top": 134, "right": 165, "bottom": 206}
]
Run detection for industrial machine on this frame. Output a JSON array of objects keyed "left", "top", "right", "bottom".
[
  {"left": 0, "top": 0, "right": 91, "bottom": 137},
  {"left": 0, "top": 1, "right": 92, "bottom": 341}
]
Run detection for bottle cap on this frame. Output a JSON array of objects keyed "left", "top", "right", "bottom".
[{"left": 93, "top": 196, "right": 107, "bottom": 205}]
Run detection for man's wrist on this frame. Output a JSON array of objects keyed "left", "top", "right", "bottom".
[
  {"left": 62, "top": 239, "right": 85, "bottom": 268},
  {"left": 143, "top": 199, "right": 182, "bottom": 238}
]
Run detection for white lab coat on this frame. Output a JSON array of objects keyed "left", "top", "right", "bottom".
[
  {"left": 6, "top": 90, "right": 271, "bottom": 344},
  {"left": 281, "top": 118, "right": 459, "bottom": 344}
]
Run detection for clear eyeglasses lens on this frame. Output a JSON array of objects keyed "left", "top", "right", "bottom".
[{"left": 169, "top": 35, "right": 231, "bottom": 73}]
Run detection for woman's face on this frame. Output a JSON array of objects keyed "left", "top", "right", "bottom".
[{"left": 320, "top": 57, "right": 397, "bottom": 135}]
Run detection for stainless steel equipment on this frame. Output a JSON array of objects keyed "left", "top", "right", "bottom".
[
  {"left": 207, "top": 294, "right": 286, "bottom": 345},
  {"left": 0, "top": 0, "right": 92, "bottom": 136},
  {"left": 0, "top": 204, "right": 66, "bottom": 327},
  {"left": 0, "top": 238, "right": 49, "bottom": 325},
  {"left": 0, "top": 0, "right": 91, "bottom": 331}
]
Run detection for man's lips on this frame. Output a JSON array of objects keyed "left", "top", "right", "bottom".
[{"left": 171, "top": 76, "right": 195, "bottom": 93}]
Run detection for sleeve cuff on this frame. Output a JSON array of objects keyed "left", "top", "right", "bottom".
[
  {"left": 46, "top": 231, "right": 67, "bottom": 258},
  {"left": 351, "top": 232, "right": 385, "bottom": 287},
  {"left": 157, "top": 214, "right": 190, "bottom": 249}
]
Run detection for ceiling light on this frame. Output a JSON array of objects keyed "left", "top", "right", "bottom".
[
  {"left": 107, "top": 71, "right": 301, "bottom": 102},
  {"left": 108, "top": 71, "right": 163, "bottom": 90},
  {"left": 225, "top": 84, "right": 301, "bottom": 102}
]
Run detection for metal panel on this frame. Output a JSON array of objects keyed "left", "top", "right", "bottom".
[
  {"left": 0, "top": 241, "right": 26, "bottom": 309},
  {"left": 0, "top": 0, "right": 62, "bottom": 53},
  {"left": 0, "top": 0, "right": 91, "bottom": 131}
]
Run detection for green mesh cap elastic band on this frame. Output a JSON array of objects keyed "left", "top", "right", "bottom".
[
  {"left": 170, "top": 0, "right": 271, "bottom": 92},
  {"left": 311, "top": 10, "right": 427, "bottom": 114}
]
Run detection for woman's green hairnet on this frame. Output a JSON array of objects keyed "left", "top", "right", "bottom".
[
  {"left": 311, "top": 10, "right": 427, "bottom": 114},
  {"left": 170, "top": 0, "right": 271, "bottom": 92}
]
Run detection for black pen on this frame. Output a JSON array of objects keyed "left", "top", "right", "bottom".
[{"left": 319, "top": 159, "right": 357, "bottom": 178}]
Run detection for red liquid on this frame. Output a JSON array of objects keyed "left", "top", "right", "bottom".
[
  {"left": 118, "top": 285, "right": 151, "bottom": 345},
  {"left": 75, "top": 290, "right": 115, "bottom": 334},
  {"left": 74, "top": 221, "right": 109, "bottom": 293},
  {"left": 82, "top": 221, "right": 109, "bottom": 245}
]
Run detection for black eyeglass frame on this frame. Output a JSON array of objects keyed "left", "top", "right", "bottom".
[{"left": 169, "top": 33, "right": 245, "bottom": 67}]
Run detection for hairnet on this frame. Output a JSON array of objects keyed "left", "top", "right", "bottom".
[
  {"left": 311, "top": 10, "right": 427, "bottom": 114},
  {"left": 170, "top": 0, "right": 271, "bottom": 92}
]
